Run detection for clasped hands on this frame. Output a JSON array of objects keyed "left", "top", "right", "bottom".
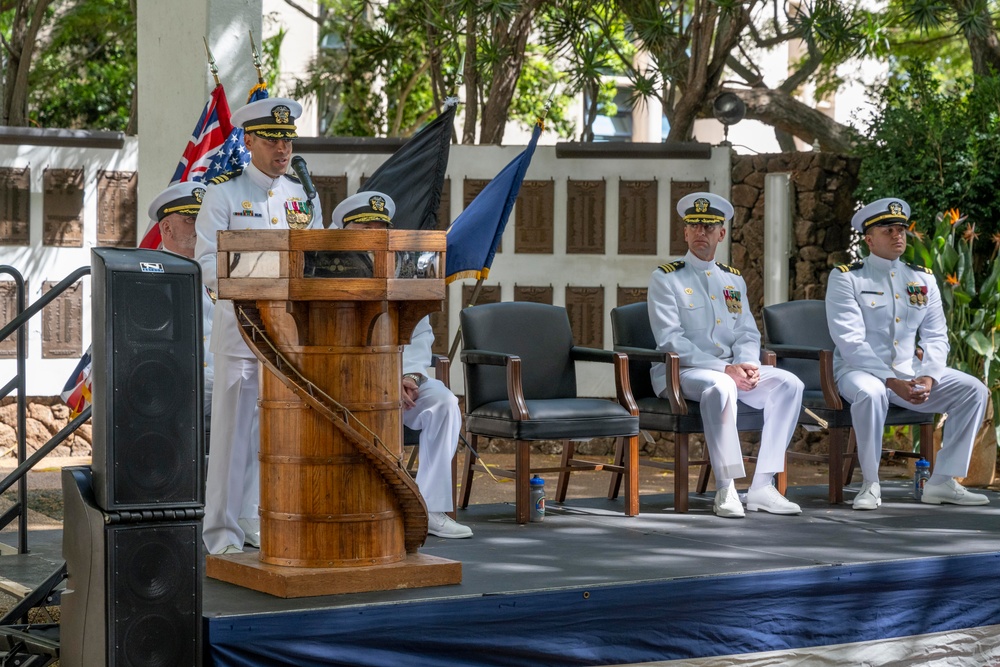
[
  {"left": 724, "top": 362, "right": 760, "bottom": 391},
  {"left": 402, "top": 375, "right": 421, "bottom": 410},
  {"left": 886, "top": 376, "right": 934, "bottom": 405}
]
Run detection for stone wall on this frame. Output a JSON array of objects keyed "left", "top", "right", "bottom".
[{"left": 0, "top": 396, "right": 92, "bottom": 461}]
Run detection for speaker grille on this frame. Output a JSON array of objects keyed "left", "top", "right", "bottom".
[
  {"left": 92, "top": 249, "right": 204, "bottom": 511},
  {"left": 109, "top": 523, "right": 200, "bottom": 667}
]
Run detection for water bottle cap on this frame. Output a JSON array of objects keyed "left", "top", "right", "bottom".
[
  {"left": 916, "top": 457, "right": 930, "bottom": 467},
  {"left": 530, "top": 476, "right": 545, "bottom": 486}
]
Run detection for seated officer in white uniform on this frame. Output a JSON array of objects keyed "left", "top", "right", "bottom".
[
  {"left": 648, "top": 192, "right": 804, "bottom": 518},
  {"left": 332, "top": 191, "right": 472, "bottom": 538},
  {"left": 147, "top": 182, "right": 215, "bottom": 422},
  {"left": 195, "top": 97, "right": 324, "bottom": 554},
  {"left": 826, "top": 198, "right": 989, "bottom": 510}
]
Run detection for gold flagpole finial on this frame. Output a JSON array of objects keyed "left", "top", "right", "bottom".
[
  {"left": 249, "top": 30, "right": 264, "bottom": 84},
  {"left": 203, "top": 36, "right": 220, "bottom": 86}
]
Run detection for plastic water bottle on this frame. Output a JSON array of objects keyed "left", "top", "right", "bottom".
[
  {"left": 914, "top": 458, "right": 930, "bottom": 500},
  {"left": 529, "top": 476, "right": 545, "bottom": 522}
]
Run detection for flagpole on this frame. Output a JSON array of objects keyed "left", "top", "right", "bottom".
[
  {"left": 249, "top": 30, "right": 265, "bottom": 84},
  {"left": 445, "top": 95, "right": 554, "bottom": 364},
  {"left": 203, "top": 37, "right": 220, "bottom": 86}
]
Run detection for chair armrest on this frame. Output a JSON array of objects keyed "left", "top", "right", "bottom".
[
  {"left": 612, "top": 351, "right": 639, "bottom": 417},
  {"left": 570, "top": 346, "right": 617, "bottom": 364},
  {"left": 430, "top": 354, "right": 450, "bottom": 389},
  {"left": 613, "top": 345, "right": 687, "bottom": 415},
  {"left": 766, "top": 344, "right": 824, "bottom": 360},
  {"left": 460, "top": 349, "right": 529, "bottom": 420},
  {"left": 819, "top": 349, "right": 843, "bottom": 409},
  {"left": 613, "top": 345, "right": 667, "bottom": 364},
  {"left": 760, "top": 349, "right": 776, "bottom": 366}
]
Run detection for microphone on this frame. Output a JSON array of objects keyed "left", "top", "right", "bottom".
[{"left": 290, "top": 155, "right": 317, "bottom": 201}]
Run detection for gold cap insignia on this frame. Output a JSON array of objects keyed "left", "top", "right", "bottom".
[
  {"left": 272, "top": 105, "right": 291, "bottom": 125},
  {"left": 192, "top": 187, "right": 205, "bottom": 203},
  {"left": 694, "top": 198, "right": 710, "bottom": 214},
  {"left": 369, "top": 195, "right": 386, "bottom": 212}
]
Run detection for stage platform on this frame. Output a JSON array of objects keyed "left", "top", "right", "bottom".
[{"left": 8, "top": 480, "right": 1000, "bottom": 666}]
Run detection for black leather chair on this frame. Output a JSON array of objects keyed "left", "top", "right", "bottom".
[
  {"left": 459, "top": 302, "right": 640, "bottom": 524},
  {"left": 403, "top": 354, "right": 458, "bottom": 518},
  {"left": 762, "top": 299, "right": 935, "bottom": 503},
  {"left": 609, "top": 301, "right": 780, "bottom": 512}
]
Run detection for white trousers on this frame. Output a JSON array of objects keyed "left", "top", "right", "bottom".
[
  {"left": 837, "top": 367, "right": 988, "bottom": 481},
  {"left": 402, "top": 378, "right": 461, "bottom": 513},
  {"left": 202, "top": 354, "right": 260, "bottom": 554},
  {"left": 667, "top": 365, "right": 804, "bottom": 481}
]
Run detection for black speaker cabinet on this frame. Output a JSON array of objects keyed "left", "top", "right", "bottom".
[
  {"left": 91, "top": 248, "right": 204, "bottom": 511},
  {"left": 61, "top": 466, "right": 203, "bottom": 667}
]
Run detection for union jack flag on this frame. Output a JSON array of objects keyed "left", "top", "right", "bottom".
[
  {"left": 60, "top": 348, "right": 92, "bottom": 419},
  {"left": 138, "top": 83, "right": 233, "bottom": 249}
]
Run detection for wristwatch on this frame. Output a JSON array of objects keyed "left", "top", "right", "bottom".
[{"left": 403, "top": 373, "right": 426, "bottom": 387}]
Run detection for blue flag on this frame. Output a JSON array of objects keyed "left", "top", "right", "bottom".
[{"left": 445, "top": 121, "right": 541, "bottom": 283}]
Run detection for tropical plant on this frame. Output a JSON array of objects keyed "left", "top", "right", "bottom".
[{"left": 903, "top": 208, "right": 1000, "bottom": 443}]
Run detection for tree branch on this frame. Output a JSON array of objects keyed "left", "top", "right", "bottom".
[
  {"left": 729, "top": 86, "right": 862, "bottom": 154},
  {"left": 281, "top": 0, "right": 323, "bottom": 26}
]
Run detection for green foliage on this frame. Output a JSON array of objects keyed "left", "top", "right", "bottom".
[
  {"left": 902, "top": 208, "right": 1000, "bottom": 438},
  {"left": 27, "top": 0, "right": 135, "bottom": 131},
  {"left": 855, "top": 61, "right": 1000, "bottom": 246}
]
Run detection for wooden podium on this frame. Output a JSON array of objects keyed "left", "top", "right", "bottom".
[{"left": 204, "top": 229, "right": 461, "bottom": 598}]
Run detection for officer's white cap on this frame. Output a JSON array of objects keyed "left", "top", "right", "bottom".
[
  {"left": 852, "top": 197, "right": 910, "bottom": 233},
  {"left": 333, "top": 191, "right": 396, "bottom": 228},
  {"left": 676, "top": 192, "right": 733, "bottom": 225},
  {"left": 231, "top": 98, "right": 303, "bottom": 138},
  {"left": 147, "top": 182, "right": 205, "bottom": 222}
]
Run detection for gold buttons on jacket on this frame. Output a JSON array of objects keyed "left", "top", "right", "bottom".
[
  {"left": 895, "top": 294, "right": 899, "bottom": 299},
  {"left": 711, "top": 295, "right": 716, "bottom": 300},
  {"left": 271, "top": 217, "right": 278, "bottom": 224},
  {"left": 716, "top": 319, "right": 721, "bottom": 324},
  {"left": 895, "top": 317, "right": 900, "bottom": 323},
  {"left": 268, "top": 189, "right": 274, "bottom": 197},
  {"left": 893, "top": 340, "right": 898, "bottom": 346}
]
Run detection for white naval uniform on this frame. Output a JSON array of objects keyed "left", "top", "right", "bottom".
[
  {"left": 194, "top": 161, "right": 323, "bottom": 553},
  {"left": 201, "top": 286, "right": 214, "bottom": 420},
  {"left": 826, "top": 254, "right": 987, "bottom": 481},
  {"left": 648, "top": 251, "right": 804, "bottom": 481},
  {"left": 402, "top": 316, "right": 461, "bottom": 512}
]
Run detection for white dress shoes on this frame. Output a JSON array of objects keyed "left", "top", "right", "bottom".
[
  {"left": 713, "top": 481, "right": 745, "bottom": 518},
  {"left": 427, "top": 512, "right": 473, "bottom": 538},
  {"left": 852, "top": 481, "right": 881, "bottom": 510},
  {"left": 921, "top": 478, "right": 990, "bottom": 506},
  {"left": 746, "top": 484, "right": 802, "bottom": 515},
  {"left": 238, "top": 518, "right": 261, "bottom": 548}
]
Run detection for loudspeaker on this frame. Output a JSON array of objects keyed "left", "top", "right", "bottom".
[
  {"left": 61, "top": 466, "right": 203, "bottom": 667},
  {"left": 91, "top": 248, "right": 204, "bottom": 511}
]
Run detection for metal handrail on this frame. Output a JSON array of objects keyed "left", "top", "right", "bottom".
[{"left": 0, "top": 265, "right": 90, "bottom": 554}]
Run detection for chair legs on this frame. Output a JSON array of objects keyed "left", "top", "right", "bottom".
[
  {"left": 828, "top": 427, "right": 848, "bottom": 504},
  {"left": 459, "top": 433, "right": 478, "bottom": 510},
  {"left": 674, "top": 434, "right": 689, "bottom": 513},
  {"left": 919, "top": 422, "right": 935, "bottom": 469},
  {"left": 515, "top": 440, "right": 531, "bottom": 524},
  {"left": 555, "top": 440, "right": 574, "bottom": 502}
]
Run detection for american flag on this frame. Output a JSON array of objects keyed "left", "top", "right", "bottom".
[
  {"left": 203, "top": 82, "right": 269, "bottom": 182},
  {"left": 138, "top": 83, "right": 233, "bottom": 249}
]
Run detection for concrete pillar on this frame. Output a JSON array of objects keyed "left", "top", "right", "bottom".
[{"left": 136, "top": 0, "right": 262, "bottom": 220}]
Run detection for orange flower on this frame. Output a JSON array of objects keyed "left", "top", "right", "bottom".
[
  {"left": 944, "top": 208, "right": 962, "bottom": 225},
  {"left": 962, "top": 223, "right": 979, "bottom": 243},
  {"left": 945, "top": 273, "right": 960, "bottom": 287}
]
